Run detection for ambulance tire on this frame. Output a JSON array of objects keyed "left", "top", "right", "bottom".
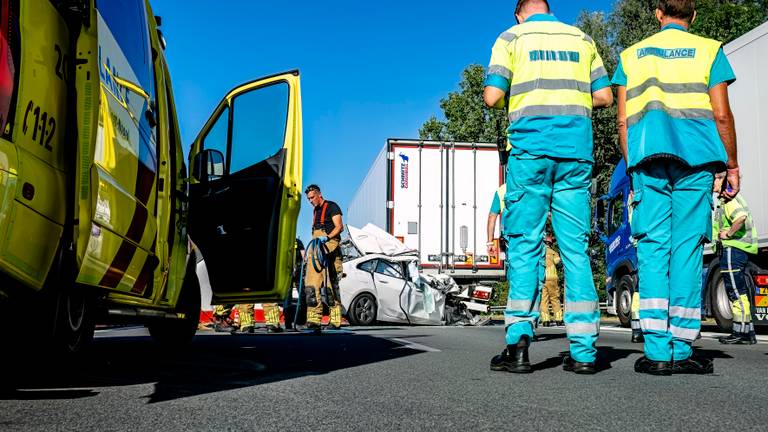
[
  {"left": 148, "top": 261, "right": 201, "bottom": 349},
  {"left": 709, "top": 267, "right": 732, "bottom": 332},
  {"left": 48, "top": 243, "right": 95, "bottom": 357},
  {"left": 51, "top": 283, "right": 96, "bottom": 356},
  {"left": 615, "top": 274, "right": 634, "bottom": 328}
]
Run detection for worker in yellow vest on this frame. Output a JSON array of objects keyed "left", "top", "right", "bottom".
[
  {"left": 484, "top": 0, "right": 613, "bottom": 375},
  {"left": 614, "top": 0, "right": 739, "bottom": 375},
  {"left": 713, "top": 172, "right": 758, "bottom": 345}
]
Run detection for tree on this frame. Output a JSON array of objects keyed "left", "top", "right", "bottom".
[{"left": 418, "top": 65, "right": 508, "bottom": 143}]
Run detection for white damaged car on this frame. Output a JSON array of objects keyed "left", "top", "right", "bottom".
[{"left": 340, "top": 224, "right": 486, "bottom": 326}]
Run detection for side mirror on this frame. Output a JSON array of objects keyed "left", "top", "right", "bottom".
[
  {"left": 593, "top": 199, "right": 606, "bottom": 241},
  {"left": 191, "top": 149, "right": 225, "bottom": 182}
]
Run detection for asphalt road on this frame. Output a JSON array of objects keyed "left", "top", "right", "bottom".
[{"left": 1, "top": 322, "right": 767, "bottom": 431}]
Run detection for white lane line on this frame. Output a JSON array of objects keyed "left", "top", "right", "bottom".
[
  {"left": 389, "top": 338, "right": 442, "bottom": 353},
  {"left": 598, "top": 325, "right": 768, "bottom": 343}
]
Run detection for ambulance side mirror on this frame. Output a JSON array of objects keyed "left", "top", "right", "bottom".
[{"left": 191, "top": 149, "right": 226, "bottom": 183}]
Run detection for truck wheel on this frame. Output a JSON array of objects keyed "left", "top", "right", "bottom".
[
  {"left": 148, "top": 261, "right": 201, "bottom": 349},
  {"left": 348, "top": 293, "right": 376, "bottom": 326},
  {"left": 615, "top": 275, "right": 634, "bottom": 328},
  {"left": 709, "top": 267, "right": 733, "bottom": 332}
]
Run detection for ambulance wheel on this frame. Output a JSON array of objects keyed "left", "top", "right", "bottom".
[
  {"left": 48, "top": 243, "right": 95, "bottom": 356},
  {"left": 615, "top": 275, "right": 634, "bottom": 328},
  {"left": 709, "top": 268, "right": 733, "bottom": 332},
  {"left": 52, "top": 283, "right": 95, "bottom": 356},
  {"left": 348, "top": 293, "right": 377, "bottom": 326},
  {"left": 148, "top": 261, "right": 201, "bottom": 348}
]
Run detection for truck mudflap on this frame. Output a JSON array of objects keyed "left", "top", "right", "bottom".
[{"left": 752, "top": 272, "right": 768, "bottom": 324}]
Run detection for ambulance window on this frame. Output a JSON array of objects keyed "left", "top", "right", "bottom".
[
  {"left": 229, "top": 82, "right": 289, "bottom": 173},
  {"left": 201, "top": 106, "right": 229, "bottom": 165},
  {"left": 96, "top": 0, "right": 156, "bottom": 114},
  {"left": 0, "top": 0, "right": 20, "bottom": 138}
]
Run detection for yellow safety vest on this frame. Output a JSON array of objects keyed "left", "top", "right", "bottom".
[
  {"left": 620, "top": 28, "right": 727, "bottom": 169},
  {"left": 487, "top": 14, "right": 606, "bottom": 161}
]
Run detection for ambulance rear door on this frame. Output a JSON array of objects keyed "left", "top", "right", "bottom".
[{"left": 187, "top": 71, "right": 302, "bottom": 305}]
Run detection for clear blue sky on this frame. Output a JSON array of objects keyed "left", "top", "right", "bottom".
[{"left": 152, "top": 0, "right": 613, "bottom": 241}]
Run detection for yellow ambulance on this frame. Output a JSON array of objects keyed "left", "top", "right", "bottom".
[{"left": 0, "top": 0, "right": 302, "bottom": 353}]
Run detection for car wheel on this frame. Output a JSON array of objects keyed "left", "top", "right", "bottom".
[
  {"left": 348, "top": 293, "right": 377, "bottom": 326},
  {"left": 709, "top": 267, "right": 733, "bottom": 332},
  {"left": 615, "top": 274, "right": 634, "bottom": 328}
]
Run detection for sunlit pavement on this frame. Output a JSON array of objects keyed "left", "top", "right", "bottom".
[{"left": 1, "top": 321, "right": 767, "bottom": 431}]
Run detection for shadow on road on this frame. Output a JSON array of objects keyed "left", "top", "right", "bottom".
[
  {"left": 531, "top": 345, "right": 641, "bottom": 373},
  {"left": 0, "top": 331, "right": 421, "bottom": 403}
]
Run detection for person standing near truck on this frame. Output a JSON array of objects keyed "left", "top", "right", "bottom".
[
  {"left": 487, "top": 183, "right": 507, "bottom": 261},
  {"left": 304, "top": 185, "right": 344, "bottom": 331},
  {"left": 483, "top": 0, "right": 613, "bottom": 374},
  {"left": 540, "top": 234, "right": 564, "bottom": 327},
  {"left": 713, "top": 172, "right": 758, "bottom": 344},
  {"left": 614, "top": 0, "right": 739, "bottom": 375}
]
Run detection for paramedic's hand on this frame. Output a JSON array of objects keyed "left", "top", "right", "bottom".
[
  {"left": 317, "top": 236, "right": 329, "bottom": 243},
  {"left": 723, "top": 167, "right": 740, "bottom": 200},
  {"left": 719, "top": 230, "right": 730, "bottom": 240}
]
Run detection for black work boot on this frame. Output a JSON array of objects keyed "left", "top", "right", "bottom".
[
  {"left": 631, "top": 329, "right": 644, "bottom": 343},
  {"left": 672, "top": 353, "right": 714, "bottom": 374},
  {"left": 634, "top": 356, "right": 672, "bottom": 376},
  {"left": 562, "top": 354, "right": 596, "bottom": 374},
  {"left": 719, "top": 331, "right": 756, "bottom": 345},
  {"left": 490, "top": 336, "right": 531, "bottom": 373}
]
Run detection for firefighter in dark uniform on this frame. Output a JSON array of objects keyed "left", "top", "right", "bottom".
[{"left": 304, "top": 185, "right": 344, "bottom": 330}]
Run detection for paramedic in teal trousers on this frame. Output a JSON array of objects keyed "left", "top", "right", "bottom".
[
  {"left": 613, "top": 0, "right": 739, "bottom": 375},
  {"left": 483, "top": 0, "right": 613, "bottom": 374}
]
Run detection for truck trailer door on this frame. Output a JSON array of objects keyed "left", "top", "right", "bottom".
[{"left": 187, "top": 71, "right": 302, "bottom": 305}]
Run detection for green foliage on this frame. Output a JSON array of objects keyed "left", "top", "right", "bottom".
[
  {"left": 692, "top": 0, "right": 768, "bottom": 43},
  {"left": 418, "top": 65, "right": 508, "bottom": 143}
]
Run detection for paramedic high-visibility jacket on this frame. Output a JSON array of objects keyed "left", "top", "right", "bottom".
[
  {"left": 616, "top": 25, "right": 730, "bottom": 170},
  {"left": 486, "top": 14, "right": 610, "bottom": 162}
]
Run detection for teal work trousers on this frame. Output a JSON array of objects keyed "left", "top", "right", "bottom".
[
  {"left": 502, "top": 155, "right": 599, "bottom": 363},
  {"left": 631, "top": 161, "right": 714, "bottom": 361}
]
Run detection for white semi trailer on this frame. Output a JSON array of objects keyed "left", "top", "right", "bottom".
[{"left": 347, "top": 139, "right": 505, "bottom": 298}]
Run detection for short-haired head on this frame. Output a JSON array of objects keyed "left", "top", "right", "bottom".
[
  {"left": 656, "top": 0, "right": 696, "bottom": 25},
  {"left": 515, "top": 0, "right": 550, "bottom": 23},
  {"left": 305, "top": 184, "right": 324, "bottom": 207}
]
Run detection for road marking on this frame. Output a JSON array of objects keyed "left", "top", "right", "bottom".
[
  {"left": 388, "top": 338, "right": 441, "bottom": 353},
  {"left": 598, "top": 325, "right": 768, "bottom": 343}
]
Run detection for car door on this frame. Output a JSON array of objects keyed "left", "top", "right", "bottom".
[
  {"left": 373, "top": 259, "right": 409, "bottom": 322},
  {"left": 187, "top": 71, "right": 302, "bottom": 304},
  {"left": 400, "top": 260, "right": 443, "bottom": 325}
]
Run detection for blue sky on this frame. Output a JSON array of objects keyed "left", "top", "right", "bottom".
[{"left": 152, "top": 0, "right": 614, "bottom": 241}]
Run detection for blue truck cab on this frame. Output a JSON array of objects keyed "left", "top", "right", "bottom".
[
  {"left": 596, "top": 160, "right": 768, "bottom": 331},
  {"left": 594, "top": 159, "right": 638, "bottom": 327}
]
